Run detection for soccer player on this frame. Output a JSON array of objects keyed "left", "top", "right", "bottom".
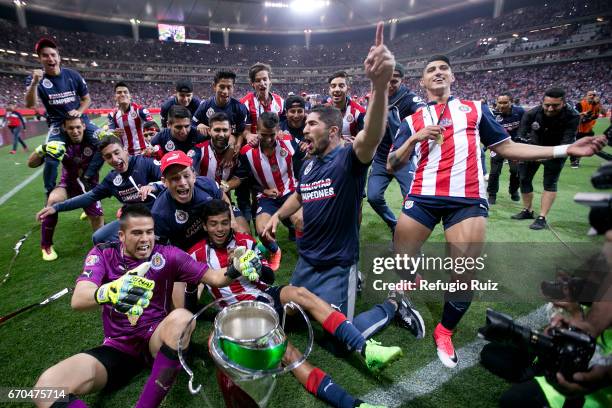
[
  {"left": 571, "top": 90, "right": 603, "bottom": 168},
  {"left": 263, "top": 23, "right": 424, "bottom": 342},
  {"left": 2, "top": 102, "right": 28, "bottom": 154},
  {"left": 280, "top": 94, "right": 308, "bottom": 177},
  {"left": 327, "top": 71, "right": 366, "bottom": 143},
  {"left": 367, "top": 63, "right": 425, "bottom": 233},
  {"left": 240, "top": 62, "right": 284, "bottom": 143},
  {"left": 36, "top": 135, "right": 162, "bottom": 244},
  {"left": 190, "top": 199, "right": 399, "bottom": 408},
  {"left": 486, "top": 92, "right": 525, "bottom": 204},
  {"left": 25, "top": 38, "right": 103, "bottom": 195},
  {"left": 28, "top": 117, "right": 104, "bottom": 261},
  {"left": 229, "top": 112, "right": 302, "bottom": 271},
  {"left": 191, "top": 70, "right": 247, "bottom": 157},
  {"left": 387, "top": 56, "right": 605, "bottom": 367},
  {"left": 159, "top": 79, "right": 201, "bottom": 128},
  {"left": 107, "top": 82, "right": 153, "bottom": 156},
  {"left": 512, "top": 87, "right": 580, "bottom": 230},
  {"left": 33, "top": 204, "right": 261, "bottom": 408},
  {"left": 198, "top": 112, "right": 250, "bottom": 233},
  {"left": 151, "top": 105, "right": 206, "bottom": 172}
]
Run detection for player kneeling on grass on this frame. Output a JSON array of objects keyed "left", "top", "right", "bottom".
[
  {"left": 188, "top": 199, "right": 398, "bottom": 408},
  {"left": 33, "top": 204, "right": 261, "bottom": 408},
  {"left": 28, "top": 116, "right": 104, "bottom": 261}
]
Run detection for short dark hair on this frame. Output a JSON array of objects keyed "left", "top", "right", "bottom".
[
  {"left": 258, "top": 111, "right": 279, "bottom": 129},
  {"left": 119, "top": 204, "right": 153, "bottom": 230},
  {"left": 285, "top": 95, "right": 306, "bottom": 110},
  {"left": 203, "top": 199, "right": 231, "bottom": 223},
  {"left": 328, "top": 71, "right": 349, "bottom": 84},
  {"left": 99, "top": 134, "right": 124, "bottom": 151},
  {"left": 310, "top": 105, "right": 343, "bottom": 132},
  {"left": 63, "top": 116, "right": 84, "bottom": 126},
  {"left": 394, "top": 63, "right": 405, "bottom": 78},
  {"left": 209, "top": 112, "right": 230, "bottom": 127},
  {"left": 214, "top": 70, "right": 236, "bottom": 85},
  {"left": 114, "top": 82, "right": 129, "bottom": 91},
  {"left": 544, "top": 87, "right": 566, "bottom": 100},
  {"left": 249, "top": 62, "right": 272, "bottom": 83},
  {"left": 143, "top": 120, "right": 159, "bottom": 130},
  {"left": 168, "top": 105, "right": 191, "bottom": 123},
  {"left": 424, "top": 55, "right": 451, "bottom": 69},
  {"left": 497, "top": 92, "right": 513, "bottom": 100}
]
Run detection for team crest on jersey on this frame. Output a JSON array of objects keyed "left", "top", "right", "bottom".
[
  {"left": 85, "top": 254, "right": 99, "bottom": 266},
  {"left": 165, "top": 140, "right": 175, "bottom": 151},
  {"left": 83, "top": 147, "right": 93, "bottom": 157},
  {"left": 150, "top": 253, "right": 166, "bottom": 270},
  {"left": 206, "top": 107, "right": 215, "bottom": 118},
  {"left": 130, "top": 110, "right": 138, "bottom": 119},
  {"left": 187, "top": 149, "right": 195, "bottom": 157},
  {"left": 304, "top": 161, "right": 314, "bottom": 175},
  {"left": 143, "top": 109, "right": 149, "bottom": 115},
  {"left": 495, "top": 115, "right": 503, "bottom": 122},
  {"left": 153, "top": 159, "right": 161, "bottom": 166},
  {"left": 413, "top": 96, "right": 423, "bottom": 103},
  {"left": 531, "top": 122, "right": 540, "bottom": 131},
  {"left": 279, "top": 148, "right": 288, "bottom": 157},
  {"left": 439, "top": 118, "right": 453, "bottom": 127},
  {"left": 458, "top": 105, "right": 471, "bottom": 113},
  {"left": 404, "top": 200, "right": 414, "bottom": 210},
  {"left": 113, "top": 175, "right": 123, "bottom": 186},
  {"left": 175, "top": 209, "right": 189, "bottom": 224},
  {"left": 256, "top": 206, "right": 263, "bottom": 214},
  {"left": 42, "top": 78, "right": 53, "bottom": 89},
  {"left": 51, "top": 127, "right": 61, "bottom": 136},
  {"left": 345, "top": 113, "right": 354, "bottom": 123}
]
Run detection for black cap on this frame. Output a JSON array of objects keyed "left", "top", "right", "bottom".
[
  {"left": 285, "top": 95, "right": 306, "bottom": 109},
  {"left": 425, "top": 54, "right": 451, "bottom": 68},
  {"left": 35, "top": 38, "right": 57, "bottom": 55},
  {"left": 394, "top": 62, "right": 405, "bottom": 78},
  {"left": 175, "top": 79, "right": 193, "bottom": 93}
]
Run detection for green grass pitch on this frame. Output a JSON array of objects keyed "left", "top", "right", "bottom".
[{"left": 0, "top": 117, "right": 609, "bottom": 407}]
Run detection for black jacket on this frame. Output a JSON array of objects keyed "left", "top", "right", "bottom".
[{"left": 517, "top": 105, "right": 579, "bottom": 146}]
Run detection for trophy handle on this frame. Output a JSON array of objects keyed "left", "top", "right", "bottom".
[{"left": 279, "top": 301, "right": 314, "bottom": 373}]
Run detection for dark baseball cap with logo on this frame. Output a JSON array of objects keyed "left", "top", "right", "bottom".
[
  {"left": 35, "top": 38, "right": 58, "bottom": 55},
  {"left": 175, "top": 80, "right": 193, "bottom": 93}
]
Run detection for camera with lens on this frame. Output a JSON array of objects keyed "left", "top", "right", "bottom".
[
  {"left": 574, "top": 161, "right": 612, "bottom": 234},
  {"left": 478, "top": 309, "right": 596, "bottom": 382}
]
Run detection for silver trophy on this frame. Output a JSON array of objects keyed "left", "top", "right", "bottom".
[{"left": 178, "top": 295, "right": 313, "bottom": 407}]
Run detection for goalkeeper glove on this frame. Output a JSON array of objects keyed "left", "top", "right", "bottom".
[
  {"left": 35, "top": 141, "right": 66, "bottom": 161},
  {"left": 94, "top": 268, "right": 155, "bottom": 316},
  {"left": 226, "top": 247, "right": 262, "bottom": 282}
]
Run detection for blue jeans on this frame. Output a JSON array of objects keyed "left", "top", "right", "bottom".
[
  {"left": 44, "top": 121, "right": 103, "bottom": 194},
  {"left": 366, "top": 160, "right": 413, "bottom": 231},
  {"left": 10, "top": 127, "right": 27, "bottom": 150}
]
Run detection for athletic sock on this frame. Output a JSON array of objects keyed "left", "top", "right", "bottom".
[
  {"left": 263, "top": 240, "right": 279, "bottom": 253},
  {"left": 43, "top": 157, "right": 60, "bottom": 194},
  {"left": 135, "top": 344, "right": 182, "bottom": 408},
  {"left": 322, "top": 311, "right": 366, "bottom": 353},
  {"left": 305, "top": 368, "right": 356, "bottom": 408},
  {"left": 41, "top": 212, "right": 58, "bottom": 247},
  {"left": 184, "top": 284, "right": 199, "bottom": 313},
  {"left": 353, "top": 300, "right": 396, "bottom": 340},
  {"left": 440, "top": 301, "right": 471, "bottom": 330}
]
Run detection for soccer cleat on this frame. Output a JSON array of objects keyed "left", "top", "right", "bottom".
[
  {"left": 363, "top": 339, "right": 403, "bottom": 372},
  {"left": 79, "top": 211, "right": 88, "bottom": 221},
  {"left": 357, "top": 403, "right": 388, "bottom": 408},
  {"left": 388, "top": 291, "right": 425, "bottom": 339},
  {"left": 487, "top": 194, "right": 496, "bottom": 205},
  {"left": 433, "top": 323, "right": 458, "bottom": 368},
  {"left": 9, "top": 150, "right": 16, "bottom": 154},
  {"left": 570, "top": 161, "right": 580, "bottom": 169},
  {"left": 510, "top": 191, "right": 520, "bottom": 202},
  {"left": 41, "top": 245, "right": 58, "bottom": 261},
  {"left": 511, "top": 208, "right": 534, "bottom": 220},
  {"left": 268, "top": 247, "right": 282, "bottom": 272},
  {"left": 529, "top": 216, "right": 547, "bottom": 230}
]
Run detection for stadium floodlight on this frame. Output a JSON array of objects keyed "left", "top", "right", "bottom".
[
  {"left": 13, "top": 0, "right": 26, "bottom": 7},
  {"left": 290, "top": 0, "right": 329, "bottom": 12},
  {"left": 264, "top": 1, "right": 289, "bottom": 7}
]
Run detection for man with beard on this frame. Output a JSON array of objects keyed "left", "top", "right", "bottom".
[
  {"left": 367, "top": 63, "right": 425, "bottom": 234},
  {"left": 107, "top": 82, "right": 153, "bottom": 156},
  {"left": 151, "top": 105, "right": 207, "bottom": 172},
  {"left": 36, "top": 135, "right": 162, "bottom": 244},
  {"left": 29, "top": 117, "right": 104, "bottom": 260},
  {"left": 327, "top": 71, "right": 365, "bottom": 143},
  {"left": 160, "top": 79, "right": 201, "bottom": 128}
]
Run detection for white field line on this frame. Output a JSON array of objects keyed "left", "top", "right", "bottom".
[{"left": 0, "top": 168, "right": 43, "bottom": 206}]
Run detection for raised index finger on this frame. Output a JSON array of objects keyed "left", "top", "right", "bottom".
[{"left": 375, "top": 21, "right": 384, "bottom": 47}]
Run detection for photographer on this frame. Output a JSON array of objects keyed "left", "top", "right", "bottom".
[{"left": 571, "top": 91, "right": 602, "bottom": 168}]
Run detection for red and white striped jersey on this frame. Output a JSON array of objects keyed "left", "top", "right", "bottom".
[
  {"left": 340, "top": 98, "right": 366, "bottom": 137},
  {"left": 198, "top": 141, "right": 236, "bottom": 183},
  {"left": 237, "top": 134, "right": 296, "bottom": 198},
  {"left": 107, "top": 103, "right": 153, "bottom": 156},
  {"left": 240, "top": 92, "right": 284, "bottom": 134},
  {"left": 392, "top": 98, "right": 508, "bottom": 199},
  {"left": 187, "top": 233, "right": 269, "bottom": 308}
]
